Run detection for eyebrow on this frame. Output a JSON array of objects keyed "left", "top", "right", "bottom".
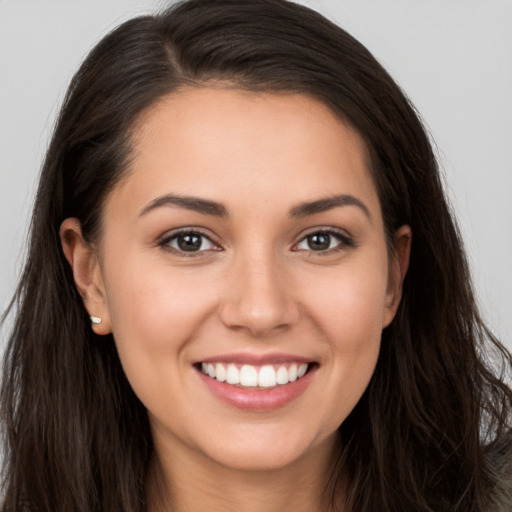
[
  {"left": 138, "top": 194, "right": 229, "bottom": 218},
  {"left": 138, "top": 192, "right": 371, "bottom": 221},
  {"left": 289, "top": 194, "right": 372, "bottom": 221}
]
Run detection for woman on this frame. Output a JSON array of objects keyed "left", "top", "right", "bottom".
[{"left": 1, "top": 0, "right": 511, "bottom": 511}]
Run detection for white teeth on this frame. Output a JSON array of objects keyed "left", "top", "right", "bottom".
[
  {"left": 215, "top": 362, "right": 227, "bottom": 382},
  {"left": 258, "top": 365, "right": 277, "bottom": 387},
  {"left": 298, "top": 363, "right": 308, "bottom": 378},
  {"left": 226, "top": 364, "right": 240, "bottom": 384},
  {"left": 240, "top": 365, "right": 258, "bottom": 386},
  {"left": 276, "top": 365, "right": 289, "bottom": 385},
  {"left": 200, "top": 362, "right": 310, "bottom": 388}
]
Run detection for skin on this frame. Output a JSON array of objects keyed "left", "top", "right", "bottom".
[{"left": 61, "top": 88, "right": 411, "bottom": 512}]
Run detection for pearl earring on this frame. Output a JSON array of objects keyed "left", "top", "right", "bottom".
[{"left": 90, "top": 315, "right": 102, "bottom": 325}]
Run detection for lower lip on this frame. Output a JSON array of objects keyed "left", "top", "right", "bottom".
[{"left": 196, "top": 367, "right": 315, "bottom": 411}]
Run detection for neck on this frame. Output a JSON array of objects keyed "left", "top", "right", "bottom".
[{"left": 146, "top": 434, "right": 342, "bottom": 512}]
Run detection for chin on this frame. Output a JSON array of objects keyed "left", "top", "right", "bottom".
[{"left": 197, "top": 426, "right": 336, "bottom": 473}]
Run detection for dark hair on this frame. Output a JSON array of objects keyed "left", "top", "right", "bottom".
[{"left": 2, "top": 1, "right": 511, "bottom": 511}]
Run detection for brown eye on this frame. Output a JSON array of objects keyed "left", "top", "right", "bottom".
[
  {"left": 176, "top": 233, "right": 203, "bottom": 251},
  {"left": 306, "top": 233, "right": 332, "bottom": 251},
  {"left": 163, "top": 231, "right": 216, "bottom": 253},
  {"left": 295, "top": 230, "right": 353, "bottom": 253}
]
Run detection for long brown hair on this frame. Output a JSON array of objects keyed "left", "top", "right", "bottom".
[{"left": 2, "top": 1, "right": 511, "bottom": 510}]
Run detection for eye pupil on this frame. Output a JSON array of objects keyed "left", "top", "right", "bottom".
[
  {"left": 177, "top": 233, "right": 202, "bottom": 251},
  {"left": 307, "top": 233, "right": 331, "bottom": 250}
]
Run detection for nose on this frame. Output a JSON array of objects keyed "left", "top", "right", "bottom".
[{"left": 218, "top": 248, "right": 301, "bottom": 337}]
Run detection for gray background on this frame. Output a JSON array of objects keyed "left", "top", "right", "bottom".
[{"left": 1, "top": 0, "right": 511, "bottom": 352}]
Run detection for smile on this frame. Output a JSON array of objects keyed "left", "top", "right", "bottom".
[
  {"left": 200, "top": 362, "right": 309, "bottom": 388},
  {"left": 195, "top": 356, "right": 317, "bottom": 410}
]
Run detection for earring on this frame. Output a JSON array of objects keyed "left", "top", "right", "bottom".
[{"left": 90, "top": 315, "right": 102, "bottom": 325}]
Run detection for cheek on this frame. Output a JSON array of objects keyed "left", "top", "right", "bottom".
[
  {"left": 101, "top": 262, "right": 223, "bottom": 428},
  {"left": 301, "top": 256, "right": 388, "bottom": 420},
  {"left": 101, "top": 257, "right": 218, "bottom": 392},
  {"left": 105, "top": 257, "right": 215, "bottom": 341},
  {"left": 305, "top": 253, "right": 390, "bottom": 339},
  {"left": 329, "top": 267, "right": 388, "bottom": 366}
]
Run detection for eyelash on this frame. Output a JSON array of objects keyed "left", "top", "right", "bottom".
[
  {"left": 293, "top": 228, "right": 354, "bottom": 255},
  {"left": 158, "top": 228, "right": 354, "bottom": 257},
  {"left": 158, "top": 229, "right": 220, "bottom": 257}
]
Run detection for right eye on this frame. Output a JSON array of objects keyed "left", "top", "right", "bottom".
[{"left": 160, "top": 230, "right": 219, "bottom": 254}]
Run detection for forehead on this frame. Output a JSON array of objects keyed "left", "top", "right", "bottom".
[{"left": 108, "top": 88, "right": 380, "bottom": 221}]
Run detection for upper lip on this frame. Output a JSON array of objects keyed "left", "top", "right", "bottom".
[{"left": 196, "top": 352, "right": 315, "bottom": 365}]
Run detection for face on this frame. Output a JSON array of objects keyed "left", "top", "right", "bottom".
[{"left": 63, "top": 88, "right": 410, "bottom": 474}]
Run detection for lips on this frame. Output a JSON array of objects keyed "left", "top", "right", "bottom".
[{"left": 195, "top": 354, "right": 317, "bottom": 410}]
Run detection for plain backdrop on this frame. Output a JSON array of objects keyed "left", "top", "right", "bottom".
[{"left": 1, "top": 0, "right": 511, "bottom": 352}]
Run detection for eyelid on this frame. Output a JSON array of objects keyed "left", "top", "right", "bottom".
[
  {"left": 156, "top": 226, "right": 354, "bottom": 256},
  {"left": 158, "top": 227, "right": 222, "bottom": 255},
  {"left": 292, "top": 227, "right": 355, "bottom": 253}
]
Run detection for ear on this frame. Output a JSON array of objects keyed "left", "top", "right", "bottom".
[
  {"left": 382, "top": 225, "right": 412, "bottom": 328},
  {"left": 60, "top": 218, "right": 112, "bottom": 335}
]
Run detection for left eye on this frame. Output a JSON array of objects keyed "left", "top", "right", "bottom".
[
  {"left": 295, "top": 231, "right": 347, "bottom": 252},
  {"left": 163, "top": 231, "right": 217, "bottom": 253}
]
